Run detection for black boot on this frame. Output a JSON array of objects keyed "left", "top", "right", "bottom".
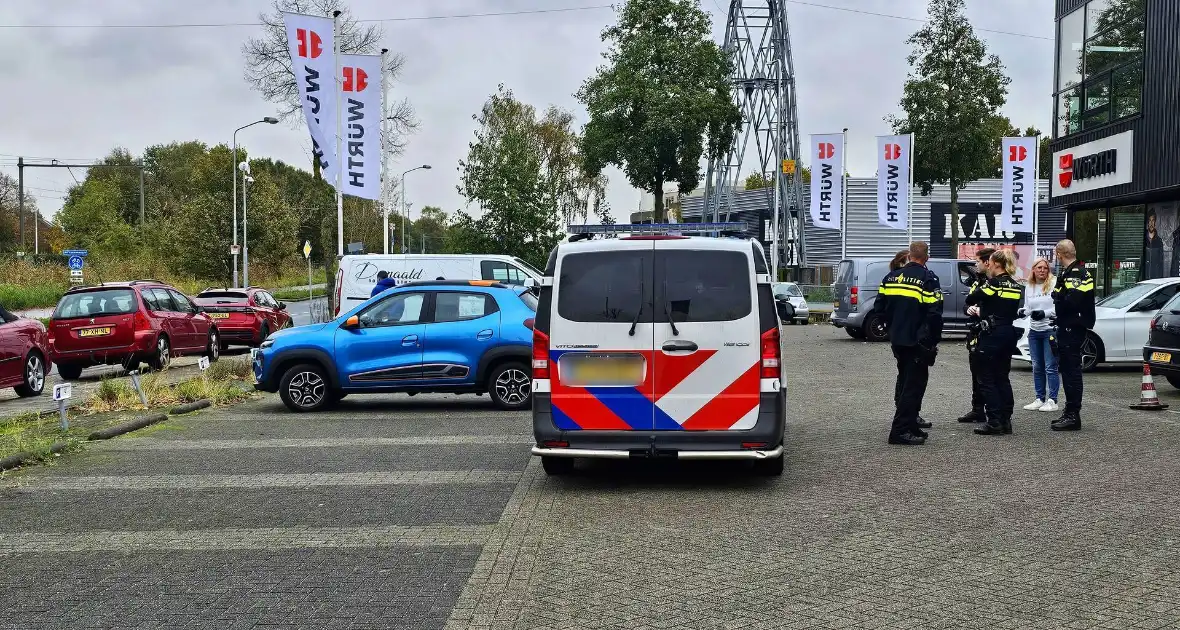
[
  {"left": 1001, "top": 415, "right": 1013, "bottom": 435},
  {"left": 974, "top": 414, "right": 1006, "bottom": 435},
  {"left": 957, "top": 408, "right": 985, "bottom": 423},
  {"left": 1051, "top": 410, "right": 1081, "bottom": 431},
  {"left": 888, "top": 432, "right": 927, "bottom": 445},
  {"left": 915, "top": 416, "right": 932, "bottom": 429}
]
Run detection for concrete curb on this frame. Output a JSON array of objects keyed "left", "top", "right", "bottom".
[
  {"left": 0, "top": 441, "right": 70, "bottom": 472},
  {"left": 169, "top": 399, "right": 211, "bottom": 415},
  {"left": 87, "top": 413, "right": 169, "bottom": 441}
]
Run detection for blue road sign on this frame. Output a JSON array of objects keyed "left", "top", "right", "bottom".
[
  {"left": 68, "top": 255, "right": 85, "bottom": 271},
  {"left": 62, "top": 249, "right": 89, "bottom": 257}
]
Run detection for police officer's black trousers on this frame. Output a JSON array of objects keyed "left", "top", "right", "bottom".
[
  {"left": 1058, "top": 327, "right": 1086, "bottom": 414},
  {"left": 891, "top": 345, "right": 929, "bottom": 438},
  {"left": 976, "top": 330, "right": 1016, "bottom": 425},
  {"left": 968, "top": 350, "right": 986, "bottom": 412}
]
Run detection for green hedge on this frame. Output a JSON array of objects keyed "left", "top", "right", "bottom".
[{"left": 0, "top": 283, "right": 66, "bottom": 311}]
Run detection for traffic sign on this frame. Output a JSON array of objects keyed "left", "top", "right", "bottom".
[
  {"left": 230, "top": 245, "right": 241, "bottom": 255},
  {"left": 782, "top": 159, "right": 796, "bottom": 175},
  {"left": 68, "top": 255, "right": 85, "bottom": 270},
  {"left": 53, "top": 383, "right": 72, "bottom": 401},
  {"left": 197, "top": 357, "right": 210, "bottom": 371},
  {"left": 70, "top": 269, "right": 83, "bottom": 277},
  {"left": 303, "top": 240, "right": 312, "bottom": 259},
  {"left": 62, "top": 249, "right": 88, "bottom": 257}
]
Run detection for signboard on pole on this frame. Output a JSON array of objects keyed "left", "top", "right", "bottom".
[
  {"left": 808, "top": 133, "right": 843, "bottom": 231},
  {"left": 876, "top": 135, "right": 912, "bottom": 231},
  {"left": 1001, "top": 136, "right": 1038, "bottom": 234},
  {"left": 303, "top": 240, "right": 312, "bottom": 259},
  {"left": 337, "top": 54, "right": 383, "bottom": 200},
  {"left": 283, "top": 11, "right": 338, "bottom": 184}
]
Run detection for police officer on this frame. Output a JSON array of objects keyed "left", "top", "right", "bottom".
[
  {"left": 965, "top": 249, "right": 1023, "bottom": 436},
  {"left": 1050, "top": 239, "right": 1096, "bottom": 431},
  {"left": 958, "top": 247, "right": 995, "bottom": 424},
  {"left": 872, "top": 242, "right": 943, "bottom": 446}
]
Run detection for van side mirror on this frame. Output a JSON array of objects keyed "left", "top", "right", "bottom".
[
  {"left": 523, "top": 278, "right": 537, "bottom": 288},
  {"left": 278, "top": 301, "right": 287, "bottom": 310}
]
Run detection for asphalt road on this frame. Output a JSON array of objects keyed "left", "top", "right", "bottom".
[{"left": 2, "top": 325, "right": 1179, "bottom": 629}]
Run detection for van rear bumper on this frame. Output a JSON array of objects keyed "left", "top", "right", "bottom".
[{"left": 531, "top": 391, "right": 786, "bottom": 459}]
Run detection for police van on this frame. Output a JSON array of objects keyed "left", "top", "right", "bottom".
[
  {"left": 529, "top": 223, "right": 786, "bottom": 476},
  {"left": 334, "top": 254, "right": 543, "bottom": 317}
]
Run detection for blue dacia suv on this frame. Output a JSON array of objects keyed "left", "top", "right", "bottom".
[{"left": 254, "top": 280, "right": 537, "bottom": 412}]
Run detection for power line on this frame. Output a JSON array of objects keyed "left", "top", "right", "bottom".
[
  {"left": 0, "top": 4, "right": 615, "bottom": 29},
  {"left": 784, "top": 0, "right": 1052, "bottom": 41}
]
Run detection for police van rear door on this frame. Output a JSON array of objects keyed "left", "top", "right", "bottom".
[
  {"left": 651, "top": 240, "right": 761, "bottom": 430},
  {"left": 546, "top": 240, "right": 656, "bottom": 431}
]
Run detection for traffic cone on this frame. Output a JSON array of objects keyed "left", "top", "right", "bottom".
[{"left": 1130, "top": 363, "right": 1170, "bottom": 411}]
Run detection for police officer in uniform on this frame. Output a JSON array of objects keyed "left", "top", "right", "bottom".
[
  {"left": 965, "top": 249, "right": 1024, "bottom": 436},
  {"left": 958, "top": 247, "right": 995, "bottom": 424},
  {"left": 872, "top": 242, "right": 943, "bottom": 446},
  {"left": 1050, "top": 239, "right": 1096, "bottom": 431}
]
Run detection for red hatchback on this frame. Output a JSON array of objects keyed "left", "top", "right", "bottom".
[
  {"left": 48, "top": 281, "right": 220, "bottom": 380},
  {"left": 193, "top": 287, "right": 292, "bottom": 348},
  {"left": 0, "top": 304, "right": 52, "bottom": 397}
]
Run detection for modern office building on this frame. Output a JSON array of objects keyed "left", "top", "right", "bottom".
[{"left": 1051, "top": 0, "right": 1177, "bottom": 296}]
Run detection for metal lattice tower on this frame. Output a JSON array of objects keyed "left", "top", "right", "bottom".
[{"left": 704, "top": 0, "right": 804, "bottom": 274}]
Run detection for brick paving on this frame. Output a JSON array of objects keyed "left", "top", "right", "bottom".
[{"left": 2, "top": 325, "right": 1180, "bottom": 629}]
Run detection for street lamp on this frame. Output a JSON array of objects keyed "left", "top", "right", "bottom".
[
  {"left": 233, "top": 116, "right": 278, "bottom": 287},
  {"left": 240, "top": 162, "right": 254, "bottom": 288},
  {"left": 398, "top": 165, "right": 432, "bottom": 254}
]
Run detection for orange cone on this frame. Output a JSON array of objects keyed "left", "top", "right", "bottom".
[{"left": 1130, "top": 363, "right": 1170, "bottom": 411}]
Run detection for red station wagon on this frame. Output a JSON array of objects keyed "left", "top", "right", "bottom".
[
  {"left": 193, "top": 287, "right": 292, "bottom": 348},
  {"left": 48, "top": 281, "right": 220, "bottom": 380},
  {"left": 0, "top": 304, "right": 52, "bottom": 397}
]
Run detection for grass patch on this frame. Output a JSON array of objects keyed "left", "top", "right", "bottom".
[
  {"left": 0, "top": 283, "right": 68, "bottom": 311},
  {"left": 0, "top": 411, "right": 85, "bottom": 464},
  {"left": 805, "top": 287, "right": 835, "bottom": 303},
  {"left": 271, "top": 286, "right": 327, "bottom": 302}
]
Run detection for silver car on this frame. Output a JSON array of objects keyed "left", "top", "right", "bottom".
[{"left": 772, "top": 282, "right": 809, "bottom": 325}]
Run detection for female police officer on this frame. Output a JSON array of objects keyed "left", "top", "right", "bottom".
[{"left": 964, "top": 249, "right": 1024, "bottom": 436}]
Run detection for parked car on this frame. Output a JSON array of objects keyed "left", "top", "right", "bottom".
[
  {"left": 193, "top": 287, "right": 292, "bottom": 348},
  {"left": 254, "top": 280, "right": 537, "bottom": 412},
  {"left": 771, "top": 282, "right": 809, "bottom": 324},
  {"left": 831, "top": 257, "right": 974, "bottom": 341},
  {"left": 1016, "top": 277, "right": 1180, "bottom": 372},
  {"left": 529, "top": 229, "right": 785, "bottom": 476},
  {"left": 48, "top": 281, "right": 221, "bottom": 380},
  {"left": 1143, "top": 291, "right": 1180, "bottom": 388},
  {"left": 334, "top": 254, "right": 544, "bottom": 317},
  {"left": 0, "top": 304, "right": 51, "bottom": 397}
]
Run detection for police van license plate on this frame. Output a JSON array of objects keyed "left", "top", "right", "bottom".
[
  {"left": 78, "top": 327, "right": 112, "bottom": 337},
  {"left": 1152, "top": 351, "right": 1172, "bottom": 363},
  {"left": 560, "top": 354, "right": 644, "bottom": 387}
]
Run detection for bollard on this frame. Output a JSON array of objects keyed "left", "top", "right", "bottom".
[
  {"left": 128, "top": 370, "right": 149, "bottom": 408},
  {"left": 52, "top": 383, "right": 73, "bottom": 431}
]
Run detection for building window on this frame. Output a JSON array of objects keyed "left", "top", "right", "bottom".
[{"left": 1054, "top": 0, "right": 1145, "bottom": 138}]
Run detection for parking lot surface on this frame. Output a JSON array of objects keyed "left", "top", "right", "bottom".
[{"left": 3, "top": 325, "right": 1180, "bottom": 629}]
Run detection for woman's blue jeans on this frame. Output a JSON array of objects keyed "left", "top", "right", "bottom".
[{"left": 1028, "top": 329, "right": 1060, "bottom": 402}]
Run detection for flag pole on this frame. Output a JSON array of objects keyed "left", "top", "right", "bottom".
[
  {"left": 333, "top": 10, "right": 344, "bottom": 258},
  {"left": 907, "top": 132, "right": 914, "bottom": 243},
  {"left": 380, "top": 48, "right": 389, "bottom": 255},
  {"left": 841, "top": 128, "right": 848, "bottom": 260},
  {"left": 1033, "top": 134, "right": 1041, "bottom": 258}
]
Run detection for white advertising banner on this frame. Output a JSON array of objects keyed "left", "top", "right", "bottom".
[
  {"left": 338, "top": 54, "right": 383, "bottom": 200},
  {"left": 1001, "top": 136, "right": 1038, "bottom": 233},
  {"left": 876, "top": 135, "right": 911, "bottom": 231},
  {"left": 808, "top": 133, "right": 843, "bottom": 231},
  {"left": 283, "top": 12, "right": 337, "bottom": 183}
]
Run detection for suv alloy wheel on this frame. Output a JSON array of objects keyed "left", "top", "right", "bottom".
[
  {"left": 488, "top": 361, "right": 531, "bottom": 411},
  {"left": 278, "top": 363, "right": 332, "bottom": 412}
]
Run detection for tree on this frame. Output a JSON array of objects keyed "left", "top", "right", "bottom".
[
  {"left": 241, "top": 0, "right": 417, "bottom": 171},
  {"left": 0, "top": 172, "right": 39, "bottom": 252},
  {"left": 578, "top": 0, "right": 740, "bottom": 222},
  {"left": 888, "top": 0, "right": 1011, "bottom": 253},
  {"left": 744, "top": 172, "right": 772, "bottom": 190}
]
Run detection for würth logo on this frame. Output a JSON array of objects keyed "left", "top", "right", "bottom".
[
  {"left": 1058, "top": 153, "right": 1073, "bottom": 188},
  {"left": 817, "top": 143, "right": 835, "bottom": 160},
  {"left": 883, "top": 144, "right": 901, "bottom": 161},
  {"left": 342, "top": 67, "right": 369, "bottom": 92},
  {"left": 1009, "top": 146, "right": 1027, "bottom": 162},
  {"left": 296, "top": 28, "right": 323, "bottom": 59}
]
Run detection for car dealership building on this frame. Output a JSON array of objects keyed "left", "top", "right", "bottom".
[{"left": 1051, "top": 0, "right": 1179, "bottom": 297}]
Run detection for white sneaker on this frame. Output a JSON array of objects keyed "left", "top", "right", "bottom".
[
  {"left": 1039, "top": 399, "right": 1059, "bottom": 412},
  {"left": 1023, "top": 399, "right": 1045, "bottom": 411}
]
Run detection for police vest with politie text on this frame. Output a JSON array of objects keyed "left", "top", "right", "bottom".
[
  {"left": 873, "top": 262, "right": 944, "bottom": 350},
  {"left": 1052, "top": 261, "right": 1097, "bottom": 331}
]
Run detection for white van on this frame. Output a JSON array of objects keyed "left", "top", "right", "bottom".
[
  {"left": 529, "top": 224, "right": 786, "bottom": 476},
  {"left": 334, "top": 254, "right": 543, "bottom": 316}
]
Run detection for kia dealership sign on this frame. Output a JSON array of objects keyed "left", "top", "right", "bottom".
[{"left": 1052, "top": 130, "right": 1133, "bottom": 197}]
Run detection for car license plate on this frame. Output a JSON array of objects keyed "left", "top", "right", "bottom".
[
  {"left": 1152, "top": 351, "right": 1172, "bottom": 363},
  {"left": 208, "top": 312, "right": 230, "bottom": 319},
  {"left": 561, "top": 354, "right": 644, "bottom": 387},
  {"left": 77, "top": 327, "right": 112, "bottom": 338}
]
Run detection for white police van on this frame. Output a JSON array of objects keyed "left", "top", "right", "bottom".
[{"left": 529, "top": 223, "right": 786, "bottom": 476}]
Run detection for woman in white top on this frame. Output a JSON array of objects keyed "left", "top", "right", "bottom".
[{"left": 1021, "top": 258, "right": 1060, "bottom": 412}]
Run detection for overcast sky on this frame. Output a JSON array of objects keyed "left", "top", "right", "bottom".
[{"left": 0, "top": 0, "right": 1055, "bottom": 223}]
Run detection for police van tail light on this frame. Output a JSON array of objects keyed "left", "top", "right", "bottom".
[
  {"left": 532, "top": 328, "right": 550, "bottom": 379},
  {"left": 761, "top": 327, "right": 780, "bottom": 379},
  {"left": 850, "top": 286, "right": 858, "bottom": 306}
]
